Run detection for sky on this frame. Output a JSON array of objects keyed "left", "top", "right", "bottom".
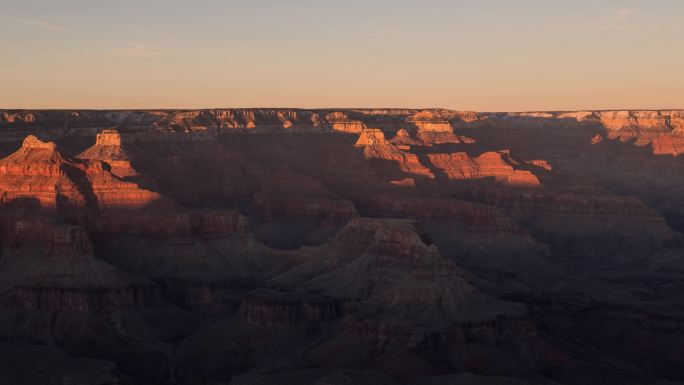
[{"left": 1, "top": 0, "right": 683, "bottom": 111}]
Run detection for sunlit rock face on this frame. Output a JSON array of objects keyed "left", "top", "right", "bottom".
[
  {"left": 428, "top": 150, "right": 541, "bottom": 187},
  {"left": 406, "top": 109, "right": 456, "bottom": 133},
  {"left": 404, "top": 110, "right": 478, "bottom": 144},
  {"left": 0, "top": 135, "right": 62, "bottom": 176},
  {"left": 0, "top": 133, "right": 164, "bottom": 210},
  {"left": 0, "top": 135, "right": 85, "bottom": 208},
  {"left": 1, "top": 109, "right": 684, "bottom": 385},
  {"left": 78, "top": 129, "right": 137, "bottom": 178},
  {"left": 355, "top": 128, "right": 434, "bottom": 178},
  {"left": 476, "top": 109, "right": 684, "bottom": 156},
  {"left": 325, "top": 111, "right": 367, "bottom": 133},
  {"left": 82, "top": 161, "right": 162, "bottom": 209},
  {"left": 592, "top": 111, "right": 684, "bottom": 155}
]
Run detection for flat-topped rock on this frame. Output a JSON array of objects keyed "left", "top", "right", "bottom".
[
  {"left": 22, "top": 135, "right": 56, "bottom": 150},
  {"left": 355, "top": 128, "right": 387, "bottom": 146},
  {"left": 95, "top": 129, "right": 122, "bottom": 146}
]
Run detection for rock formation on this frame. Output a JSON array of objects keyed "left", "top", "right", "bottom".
[
  {"left": 325, "top": 111, "right": 367, "bottom": 133},
  {"left": 355, "top": 129, "right": 434, "bottom": 178},
  {"left": 0, "top": 133, "right": 166, "bottom": 211},
  {"left": 428, "top": 151, "right": 541, "bottom": 187},
  {"left": 78, "top": 129, "right": 138, "bottom": 178},
  {"left": 0, "top": 135, "right": 85, "bottom": 208},
  {"left": 389, "top": 128, "right": 424, "bottom": 146}
]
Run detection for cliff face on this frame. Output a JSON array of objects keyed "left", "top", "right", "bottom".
[
  {"left": 0, "top": 133, "right": 164, "bottom": 211},
  {"left": 1, "top": 108, "right": 684, "bottom": 385},
  {"left": 78, "top": 129, "right": 138, "bottom": 178},
  {"left": 0, "top": 135, "right": 85, "bottom": 208},
  {"left": 427, "top": 150, "right": 541, "bottom": 187},
  {"left": 355, "top": 128, "right": 434, "bottom": 178},
  {"left": 468, "top": 110, "right": 684, "bottom": 156}
]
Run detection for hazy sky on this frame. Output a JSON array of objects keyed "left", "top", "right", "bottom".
[{"left": 1, "top": 0, "right": 683, "bottom": 111}]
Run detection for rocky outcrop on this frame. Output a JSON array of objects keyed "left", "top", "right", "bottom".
[
  {"left": 526, "top": 159, "right": 552, "bottom": 171},
  {"left": 325, "top": 112, "right": 367, "bottom": 133},
  {"left": 406, "top": 110, "right": 455, "bottom": 133},
  {"left": 0, "top": 135, "right": 85, "bottom": 208},
  {"left": 355, "top": 128, "right": 389, "bottom": 146},
  {"left": 650, "top": 134, "right": 684, "bottom": 156},
  {"left": 405, "top": 109, "right": 480, "bottom": 132},
  {"left": 597, "top": 110, "right": 675, "bottom": 133},
  {"left": 389, "top": 128, "right": 423, "bottom": 146},
  {"left": 0, "top": 134, "right": 165, "bottom": 211},
  {"left": 591, "top": 133, "right": 605, "bottom": 144},
  {"left": 404, "top": 110, "right": 477, "bottom": 144},
  {"left": 592, "top": 111, "right": 684, "bottom": 155},
  {"left": 428, "top": 151, "right": 541, "bottom": 187},
  {"left": 78, "top": 129, "right": 138, "bottom": 178},
  {"left": 84, "top": 161, "right": 165, "bottom": 209},
  {"left": 0, "top": 135, "right": 63, "bottom": 177},
  {"left": 355, "top": 129, "right": 434, "bottom": 178},
  {"left": 472, "top": 110, "right": 684, "bottom": 155}
]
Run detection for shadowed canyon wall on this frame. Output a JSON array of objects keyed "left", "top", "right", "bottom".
[{"left": 0, "top": 108, "right": 683, "bottom": 385}]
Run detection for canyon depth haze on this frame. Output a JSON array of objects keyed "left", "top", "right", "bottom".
[{"left": 2, "top": 1, "right": 684, "bottom": 385}]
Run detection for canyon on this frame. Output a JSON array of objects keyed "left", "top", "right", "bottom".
[{"left": 1, "top": 108, "right": 684, "bottom": 385}]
